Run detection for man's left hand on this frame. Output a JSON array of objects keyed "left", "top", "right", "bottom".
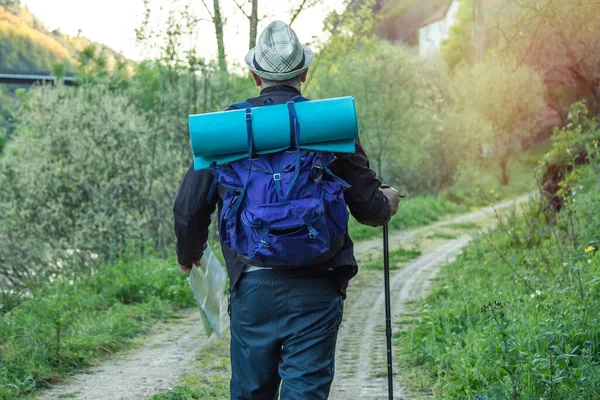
[
  {"left": 178, "top": 260, "right": 201, "bottom": 273},
  {"left": 178, "top": 263, "right": 192, "bottom": 273}
]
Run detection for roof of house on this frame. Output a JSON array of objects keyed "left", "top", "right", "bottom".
[
  {"left": 376, "top": 0, "right": 452, "bottom": 44},
  {"left": 419, "top": 0, "right": 453, "bottom": 27}
]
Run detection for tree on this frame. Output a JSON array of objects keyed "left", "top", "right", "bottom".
[
  {"left": 232, "top": 0, "right": 325, "bottom": 50},
  {"left": 305, "top": 0, "right": 379, "bottom": 90},
  {"left": 310, "top": 40, "right": 477, "bottom": 194},
  {"left": 492, "top": 0, "right": 600, "bottom": 116},
  {"left": 201, "top": 0, "right": 227, "bottom": 72},
  {"left": 233, "top": 0, "right": 259, "bottom": 50},
  {"left": 289, "top": 0, "right": 322, "bottom": 26},
  {"left": 452, "top": 53, "right": 546, "bottom": 185},
  {"left": 306, "top": 0, "right": 485, "bottom": 194},
  {"left": 441, "top": 0, "right": 473, "bottom": 71}
]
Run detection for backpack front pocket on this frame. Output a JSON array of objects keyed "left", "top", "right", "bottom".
[{"left": 240, "top": 199, "right": 331, "bottom": 267}]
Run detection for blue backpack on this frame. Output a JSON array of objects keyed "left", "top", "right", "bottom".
[{"left": 209, "top": 96, "right": 350, "bottom": 268}]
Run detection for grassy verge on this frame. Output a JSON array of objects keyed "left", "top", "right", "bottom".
[
  {"left": 0, "top": 254, "right": 194, "bottom": 399},
  {"left": 397, "top": 162, "right": 600, "bottom": 398}
]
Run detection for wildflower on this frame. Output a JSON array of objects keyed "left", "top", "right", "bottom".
[
  {"left": 536, "top": 290, "right": 542, "bottom": 296},
  {"left": 585, "top": 245, "right": 595, "bottom": 254},
  {"left": 530, "top": 293, "right": 535, "bottom": 299}
]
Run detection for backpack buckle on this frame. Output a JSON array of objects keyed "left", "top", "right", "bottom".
[
  {"left": 311, "top": 166, "right": 323, "bottom": 183},
  {"left": 245, "top": 110, "right": 252, "bottom": 121},
  {"left": 273, "top": 173, "right": 282, "bottom": 182}
]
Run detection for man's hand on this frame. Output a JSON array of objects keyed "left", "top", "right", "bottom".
[
  {"left": 178, "top": 260, "right": 201, "bottom": 273},
  {"left": 381, "top": 186, "right": 400, "bottom": 217}
]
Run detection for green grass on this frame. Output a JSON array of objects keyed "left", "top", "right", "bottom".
[
  {"left": 151, "top": 336, "right": 230, "bottom": 400},
  {"left": 0, "top": 254, "right": 194, "bottom": 399},
  {"left": 362, "top": 246, "right": 422, "bottom": 271},
  {"left": 426, "top": 232, "right": 458, "bottom": 240},
  {"left": 397, "top": 162, "right": 600, "bottom": 399},
  {"left": 447, "top": 222, "right": 479, "bottom": 230}
]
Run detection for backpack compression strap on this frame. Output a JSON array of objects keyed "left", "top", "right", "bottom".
[
  {"left": 230, "top": 101, "right": 258, "bottom": 160},
  {"left": 210, "top": 96, "right": 310, "bottom": 203}
]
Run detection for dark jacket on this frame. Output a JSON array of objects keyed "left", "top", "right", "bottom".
[{"left": 173, "top": 85, "right": 391, "bottom": 294}]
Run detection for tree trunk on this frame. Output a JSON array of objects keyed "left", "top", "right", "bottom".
[
  {"left": 249, "top": 0, "right": 259, "bottom": 50},
  {"left": 500, "top": 153, "right": 511, "bottom": 186},
  {"left": 213, "top": 0, "right": 227, "bottom": 72}
]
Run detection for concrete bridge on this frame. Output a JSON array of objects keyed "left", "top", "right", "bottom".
[{"left": 0, "top": 73, "right": 77, "bottom": 86}]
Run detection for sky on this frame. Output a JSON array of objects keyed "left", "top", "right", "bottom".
[{"left": 20, "top": 0, "right": 347, "bottom": 65}]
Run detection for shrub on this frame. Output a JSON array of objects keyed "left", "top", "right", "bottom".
[{"left": 0, "top": 85, "right": 186, "bottom": 285}]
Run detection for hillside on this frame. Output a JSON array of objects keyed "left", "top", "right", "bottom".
[
  {"left": 0, "top": 0, "right": 128, "bottom": 75},
  {"left": 0, "top": 0, "right": 130, "bottom": 132}
]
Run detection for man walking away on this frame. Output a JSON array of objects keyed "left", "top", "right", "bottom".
[{"left": 174, "top": 20, "right": 400, "bottom": 400}]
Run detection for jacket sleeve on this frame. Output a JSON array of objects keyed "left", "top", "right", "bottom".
[
  {"left": 173, "top": 163, "right": 218, "bottom": 266},
  {"left": 330, "top": 138, "right": 391, "bottom": 227}
]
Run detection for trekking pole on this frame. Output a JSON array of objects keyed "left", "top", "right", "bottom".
[{"left": 383, "top": 222, "right": 394, "bottom": 399}]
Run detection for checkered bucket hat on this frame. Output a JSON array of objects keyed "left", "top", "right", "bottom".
[{"left": 245, "top": 20, "right": 314, "bottom": 81}]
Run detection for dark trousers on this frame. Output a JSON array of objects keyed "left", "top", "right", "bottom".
[{"left": 229, "top": 269, "right": 344, "bottom": 400}]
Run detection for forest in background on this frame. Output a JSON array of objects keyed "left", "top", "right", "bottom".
[
  {"left": 0, "top": 0, "right": 599, "bottom": 397},
  {"left": 1, "top": 0, "right": 597, "bottom": 299},
  {"left": 0, "top": 0, "right": 552, "bottom": 288}
]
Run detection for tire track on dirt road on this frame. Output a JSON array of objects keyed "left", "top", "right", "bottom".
[
  {"left": 354, "top": 195, "right": 530, "bottom": 258},
  {"left": 38, "top": 196, "right": 528, "bottom": 400},
  {"left": 328, "top": 238, "right": 470, "bottom": 400}
]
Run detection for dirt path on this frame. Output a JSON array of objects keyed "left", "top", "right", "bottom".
[
  {"left": 37, "top": 307, "right": 230, "bottom": 400},
  {"left": 328, "top": 237, "right": 470, "bottom": 400},
  {"left": 329, "top": 195, "right": 530, "bottom": 400},
  {"left": 37, "top": 195, "right": 529, "bottom": 400}
]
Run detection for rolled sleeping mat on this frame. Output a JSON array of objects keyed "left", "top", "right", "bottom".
[{"left": 189, "top": 96, "right": 358, "bottom": 170}]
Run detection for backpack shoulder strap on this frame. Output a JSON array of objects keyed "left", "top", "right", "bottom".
[
  {"left": 229, "top": 100, "right": 256, "bottom": 110},
  {"left": 289, "top": 95, "right": 310, "bottom": 103},
  {"left": 231, "top": 95, "right": 309, "bottom": 109}
]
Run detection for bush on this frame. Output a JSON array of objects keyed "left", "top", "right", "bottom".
[
  {"left": 309, "top": 40, "right": 484, "bottom": 195},
  {"left": 539, "top": 102, "right": 600, "bottom": 214},
  {"left": 0, "top": 68, "right": 255, "bottom": 288},
  {"left": 0, "top": 85, "right": 187, "bottom": 285},
  {"left": 451, "top": 53, "right": 546, "bottom": 185}
]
